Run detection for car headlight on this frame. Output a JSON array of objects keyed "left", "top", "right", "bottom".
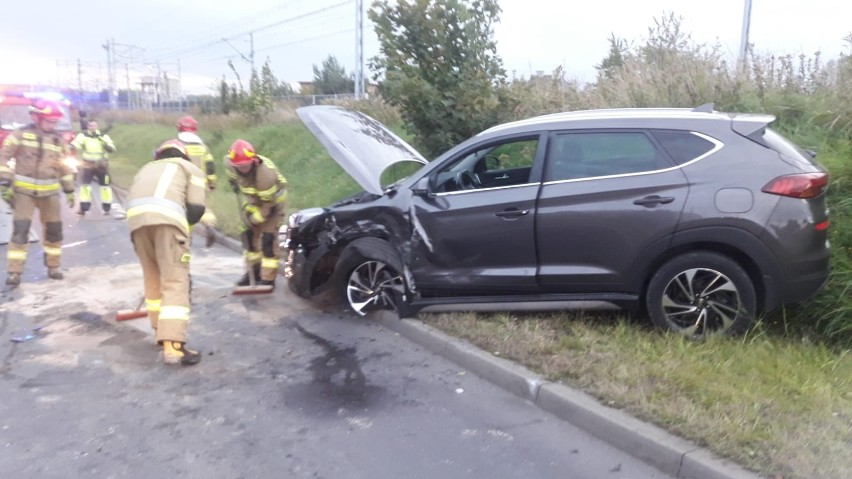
[{"left": 288, "top": 207, "right": 325, "bottom": 229}]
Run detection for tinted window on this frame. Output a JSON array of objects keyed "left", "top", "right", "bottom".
[
  {"left": 546, "top": 132, "right": 659, "bottom": 181},
  {"left": 652, "top": 130, "right": 717, "bottom": 165}
]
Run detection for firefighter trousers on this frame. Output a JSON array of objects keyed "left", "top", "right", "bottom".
[
  {"left": 242, "top": 209, "right": 283, "bottom": 282},
  {"left": 7, "top": 193, "right": 63, "bottom": 274},
  {"left": 78, "top": 161, "right": 113, "bottom": 213},
  {"left": 131, "top": 224, "right": 192, "bottom": 344}
]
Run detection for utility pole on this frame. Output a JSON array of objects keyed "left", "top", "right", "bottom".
[
  {"left": 103, "top": 38, "right": 117, "bottom": 109},
  {"left": 739, "top": 0, "right": 753, "bottom": 66},
  {"left": 77, "top": 59, "right": 83, "bottom": 91},
  {"left": 250, "top": 32, "right": 255, "bottom": 74},
  {"left": 355, "top": 0, "right": 364, "bottom": 98}
]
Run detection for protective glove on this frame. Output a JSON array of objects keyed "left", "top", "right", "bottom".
[
  {"left": 1, "top": 186, "right": 14, "bottom": 208},
  {"left": 207, "top": 175, "right": 217, "bottom": 191},
  {"left": 199, "top": 211, "right": 217, "bottom": 228},
  {"left": 229, "top": 179, "right": 239, "bottom": 193},
  {"left": 243, "top": 204, "right": 263, "bottom": 226},
  {"left": 65, "top": 192, "right": 75, "bottom": 209}
]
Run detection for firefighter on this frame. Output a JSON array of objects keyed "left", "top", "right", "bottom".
[
  {"left": 0, "top": 99, "right": 76, "bottom": 286},
  {"left": 176, "top": 115, "right": 217, "bottom": 246},
  {"left": 126, "top": 139, "right": 206, "bottom": 365},
  {"left": 225, "top": 139, "right": 287, "bottom": 289},
  {"left": 71, "top": 119, "right": 115, "bottom": 215}
]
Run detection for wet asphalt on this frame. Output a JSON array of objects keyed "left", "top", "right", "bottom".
[{"left": 0, "top": 199, "right": 674, "bottom": 479}]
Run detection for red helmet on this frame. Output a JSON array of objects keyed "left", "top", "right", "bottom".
[
  {"left": 228, "top": 139, "right": 257, "bottom": 167},
  {"left": 154, "top": 139, "right": 189, "bottom": 160},
  {"left": 30, "top": 99, "right": 65, "bottom": 120},
  {"left": 176, "top": 115, "right": 198, "bottom": 132}
]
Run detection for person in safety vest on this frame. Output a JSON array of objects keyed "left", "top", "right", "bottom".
[
  {"left": 225, "top": 139, "right": 287, "bottom": 289},
  {"left": 71, "top": 119, "right": 115, "bottom": 216},
  {"left": 176, "top": 115, "right": 217, "bottom": 246},
  {"left": 0, "top": 99, "right": 76, "bottom": 286},
  {"left": 127, "top": 139, "right": 206, "bottom": 365}
]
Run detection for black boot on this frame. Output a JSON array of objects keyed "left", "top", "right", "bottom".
[{"left": 236, "top": 264, "right": 261, "bottom": 287}]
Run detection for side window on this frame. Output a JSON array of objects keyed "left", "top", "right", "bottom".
[
  {"left": 652, "top": 130, "right": 718, "bottom": 165},
  {"left": 546, "top": 132, "right": 660, "bottom": 181},
  {"left": 433, "top": 138, "right": 538, "bottom": 193}
]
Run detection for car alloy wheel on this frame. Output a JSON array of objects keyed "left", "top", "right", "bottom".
[
  {"left": 646, "top": 252, "right": 756, "bottom": 337},
  {"left": 346, "top": 260, "right": 405, "bottom": 316}
]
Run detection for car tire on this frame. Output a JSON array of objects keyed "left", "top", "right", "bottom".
[
  {"left": 645, "top": 252, "right": 756, "bottom": 337},
  {"left": 335, "top": 237, "right": 409, "bottom": 317}
]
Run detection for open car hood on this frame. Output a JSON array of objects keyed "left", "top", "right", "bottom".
[{"left": 296, "top": 105, "right": 427, "bottom": 195}]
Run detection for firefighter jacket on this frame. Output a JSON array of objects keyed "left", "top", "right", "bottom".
[
  {"left": 126, "top": 157, "right": 207, "bottom": 235},
  {"left": 71, "top": 130, "right": 115, "bottom": 162},
  {"left": 0, "top": 124, "right": 74, "bottom": 197},
  {"left": 225, "top": 155, "right": 287, "bottom": 224},
  {"left": 178, "top": 132, "right": 216, "bottom": 189}
]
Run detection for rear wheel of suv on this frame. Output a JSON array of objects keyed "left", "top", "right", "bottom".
[
  {"left": 645, "top": 252, "right": 756, "bottom": 337},
  {"left": 336, "top": 238, "right": 408, "bottom": 317}
]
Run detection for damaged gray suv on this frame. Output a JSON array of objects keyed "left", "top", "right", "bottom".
[{"left": 284, "top": 104, "right": 830, "bottom": 337}]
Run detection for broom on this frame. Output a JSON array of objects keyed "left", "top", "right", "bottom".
[
  {"left": 232, "top": 192, "right": 274, "bottom": 295},
  {"left": 115, "top": 296, "right": 147, "bottom": 321}
]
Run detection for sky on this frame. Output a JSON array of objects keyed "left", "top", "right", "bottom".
[{"left": 0, "top": 0, "right": 849, "bottom": 95}]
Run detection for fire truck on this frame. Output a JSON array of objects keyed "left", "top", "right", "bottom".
[
  {"left": 0, "top": 90, "right": 76, "bottom": 145},
  {"left": 0, "top": 90, "right": 78, "bottom": 173}
]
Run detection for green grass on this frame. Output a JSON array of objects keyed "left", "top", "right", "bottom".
[{"left": 102, "top": 109, "right": 852, "bottom": 479}]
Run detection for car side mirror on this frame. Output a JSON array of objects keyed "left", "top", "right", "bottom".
[{"left": 411, "top": 177, "right": 431, "bottom": 196}]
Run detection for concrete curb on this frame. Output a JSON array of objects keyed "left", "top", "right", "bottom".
[{"left": 371, "top": 312, "right": 763, "bottom": 479}]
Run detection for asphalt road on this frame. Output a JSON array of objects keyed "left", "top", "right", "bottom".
[{"left": 0, "top": 197, "right": 674, "bottom": 479}]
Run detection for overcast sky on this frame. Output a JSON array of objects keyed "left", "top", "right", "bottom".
[{"left": 0, "top": 0, "right": 849, "bottom": 94}]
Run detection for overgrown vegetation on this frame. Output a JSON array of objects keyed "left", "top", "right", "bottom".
[{"left": 369, "top": 0, "right": 512, "bottom": 157}]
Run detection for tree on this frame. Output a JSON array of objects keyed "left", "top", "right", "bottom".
[
  {"left": 312, "top": 55, "right": 355, "bottom": 94},
  {"left": 596, "top": 34, "right": 630, "bottom": 81},
  {"left": 369, "top": 0, "right": 508, "bottom": 157}
]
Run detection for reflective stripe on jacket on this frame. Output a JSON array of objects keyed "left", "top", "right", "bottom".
[
  {"left": 225, "top": 155, "right": 287, "bottom": 221},
  {"left": 0, "top": 125, "right": 74, "bottom": 196},
  {"left": 177, "top": 132, "right": 216, "bottom": 184},
  {"left": 71, "top": 131, "right": 115, "bottom": 162},
  {"left": 127, "top": 157, "right": 207, "bottom": 235}
]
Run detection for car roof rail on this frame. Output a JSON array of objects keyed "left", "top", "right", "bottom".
[{"left": 692, "top": 102, "right": 715, "bottom": 113}]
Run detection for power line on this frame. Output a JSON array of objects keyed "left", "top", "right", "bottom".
[
  {"left": 152, "top": 1, "right": 352, "bottom": 62},
  {"left": 187, "top": 28, "right": 354, "bottom": 67}
]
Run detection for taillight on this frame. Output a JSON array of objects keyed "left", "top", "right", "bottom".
[{"left": 761, "top": 173, "right": 828, "bottom": 198}]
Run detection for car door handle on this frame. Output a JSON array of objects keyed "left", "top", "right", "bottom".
[
  {"left": 633, "top": 195, "right": 675, "bottom": 206},
  {"left": 495, "top": 208, "right": 530, "bottom": 218},
  {"left": 494, "top": 174, "right": 509, "bottom": 179}
]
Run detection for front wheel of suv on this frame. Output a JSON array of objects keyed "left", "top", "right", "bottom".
[
  {"left": 336, "top": 238, "right": 409, "bottom": 317},
  {"left": 645, "top": 252, "right": 756, "bottom": 337}
]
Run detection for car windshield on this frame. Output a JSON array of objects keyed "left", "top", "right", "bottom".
[
  {"left": 0, "top": 104, "right": 31, "bottom": 130},
  {"left": 380, "top": 161, "right": 425, "bottom": 190}
]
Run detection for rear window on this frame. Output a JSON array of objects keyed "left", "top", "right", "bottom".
[
  {"left": 652, "top": 130, "right": 717, "bottom": 165},
  {"left": 762, "top": 128, "right": 816, "bottom": 165}
]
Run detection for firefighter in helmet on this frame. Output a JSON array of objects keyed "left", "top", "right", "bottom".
[
  {"left": 71, "top": 119, "right": 116, "bottom": 215},
  {"left": 176, "top": 115, "right": 218, "bottom": 246},
  {"left": 225, "top": 139, "right": 287, "bottom": 289},
  {"left": 0, "top": 99, "right": 76, "bottom": 286},
  {"left": 126, "top": 139, "right": 206, "bottom": 365}
]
